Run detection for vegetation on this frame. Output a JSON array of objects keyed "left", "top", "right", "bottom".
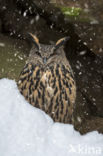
[{"left": 61, "top": 7, "right": 81, "bottom": 17}]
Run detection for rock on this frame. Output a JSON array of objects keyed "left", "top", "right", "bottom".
[
  {"left": 65, "top": 39, "right": 103, "bottom": 133},
  {"left": 52, "top": 0, "right": 103, "bottom": 55},
  {"left": 74, "top": 116, "right": 103, "bottom": 134},
  {"left": 75, "top": 23, "right": 103, "bottom": 56}
]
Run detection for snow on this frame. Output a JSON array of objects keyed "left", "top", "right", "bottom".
[
  {"left": 0, "top": 43, "right": 5, "bottom": 47},
  {"left": 0, "top": 78, "right": 103, "bottom": 156}
]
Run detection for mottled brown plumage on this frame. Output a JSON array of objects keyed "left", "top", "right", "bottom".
[{"left": 17, "top": 34, "right": 76, "bottom": 123}]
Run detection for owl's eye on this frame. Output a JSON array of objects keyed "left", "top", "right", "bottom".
[
  {"left": 49, "top": 51, "right": 57, "bottom": 57},
  {"left": 50, "top": 52, "right": 54, "bottom": 57},
  {"left": 35, "top": 51, "right": 41, "bottom": 57}
]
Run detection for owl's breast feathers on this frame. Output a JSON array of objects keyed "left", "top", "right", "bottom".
[{"left": 17, "top": 63, "right": 76, "bottom": 123}]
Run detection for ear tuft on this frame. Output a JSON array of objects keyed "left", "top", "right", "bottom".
[
  {"left": 28, "top": 33, "right": 40, "bottom": 49},
  {"left": 55, "top": 36, "right": 70, "bottom": 50}
]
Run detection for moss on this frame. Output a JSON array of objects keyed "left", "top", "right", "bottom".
[
  {"left": 59, "top": 6, "right": 91, "bottom": 22},
  {"left": 61, "top": 7, "right": 82, "bottom": 17}
]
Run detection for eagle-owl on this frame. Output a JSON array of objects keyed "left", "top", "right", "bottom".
[{"left": 17, "top": 33, "right": 76, "bottom": 123}]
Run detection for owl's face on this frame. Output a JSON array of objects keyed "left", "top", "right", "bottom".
[{"left": 28, "top": 33, "right": 70, "bottom": 65}]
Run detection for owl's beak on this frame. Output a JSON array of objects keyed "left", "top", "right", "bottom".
[{"left": 43, "top": 57, "right": 47, "bottom": 64}]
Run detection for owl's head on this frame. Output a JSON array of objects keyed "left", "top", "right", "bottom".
[{"left": 28, "top": 33, "right": 70, "bottom": 65}]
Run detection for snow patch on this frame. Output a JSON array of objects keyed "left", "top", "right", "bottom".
[{"left": 0, "top": 79, "right": 103, "bottom": 156}]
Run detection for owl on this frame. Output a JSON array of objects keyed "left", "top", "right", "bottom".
[{"left": 17, "top": 33, "right": 76, "bottom": 123}]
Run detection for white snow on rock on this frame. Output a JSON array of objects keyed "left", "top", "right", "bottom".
[{"left": 0, "top": 79, "right": 103, "bottom": 156}]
